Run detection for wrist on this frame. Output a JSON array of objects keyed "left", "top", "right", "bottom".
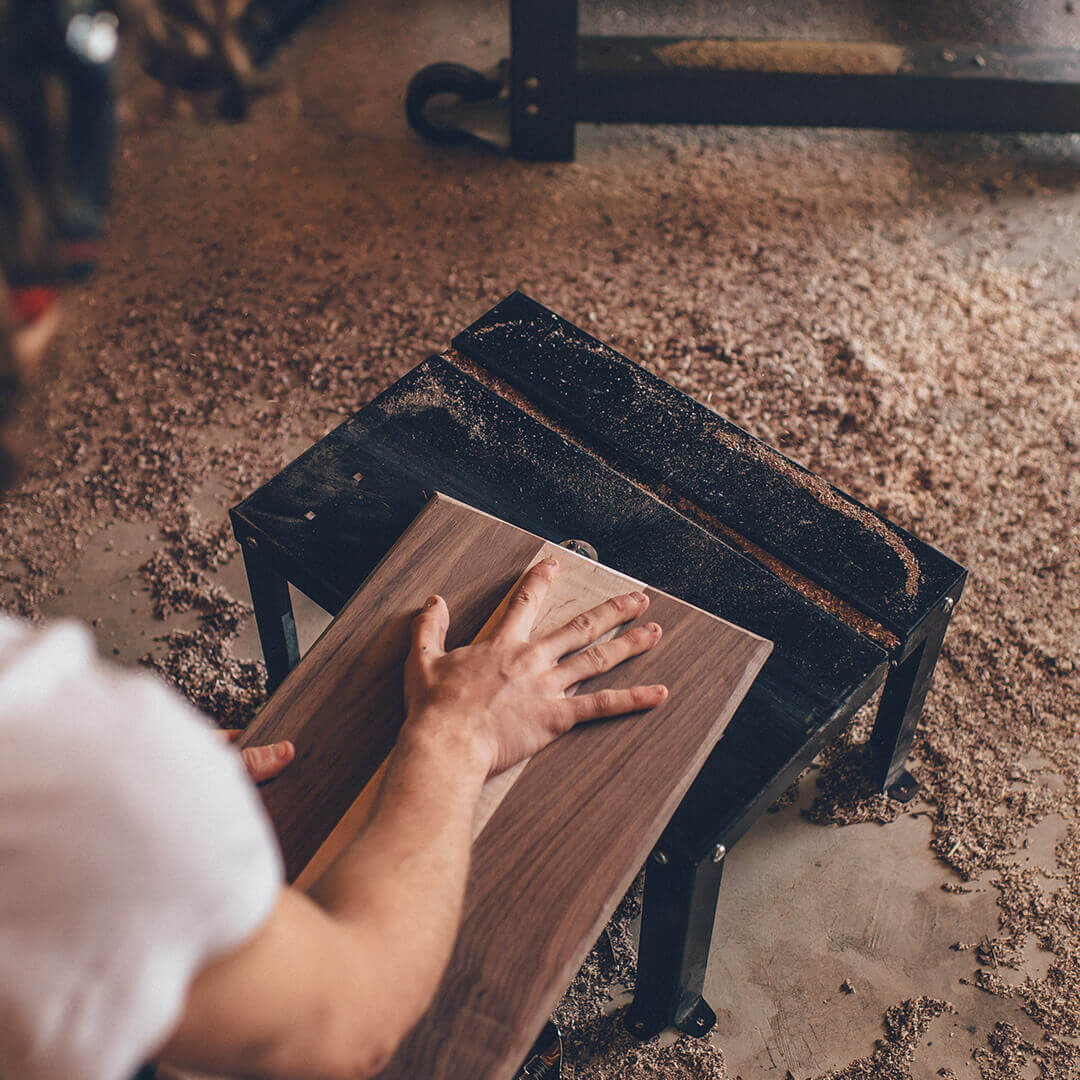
[{"left": 399, "top": 707, "right": 493, "bottom": 783}]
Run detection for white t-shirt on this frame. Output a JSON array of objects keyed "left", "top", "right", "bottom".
[{"left": 0, "top": 616, "right": 283, "bottom": 1080}]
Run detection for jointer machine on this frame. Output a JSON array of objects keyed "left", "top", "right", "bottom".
[{"left": 231, "top": 292, "right": 966, "bottom": 1066}]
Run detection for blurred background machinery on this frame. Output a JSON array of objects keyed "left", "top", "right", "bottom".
[{"left": 405, "top": 0, "right": 1080, "bottom": 158}]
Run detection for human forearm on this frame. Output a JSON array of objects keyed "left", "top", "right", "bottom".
[
  {"left": 162, "top": 726, "right": 489, "bottom": 1079},
  {"left": 308, "top": 717, "right": 488, "bottom": 1033}
]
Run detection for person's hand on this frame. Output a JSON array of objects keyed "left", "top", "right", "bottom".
[
  {"left": 402, "top": 557, "right": 668, "bottom": 777},
  {"left": 220, "top": 729, "right": 295, "bottom": 783}
]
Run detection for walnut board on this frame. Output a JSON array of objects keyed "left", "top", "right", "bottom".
[
  {"left": 240, "top": 493, "right": 771, "bottom": 1079},
  {"left": 294, "top": 540, "right": 643, "bottom": 889}
]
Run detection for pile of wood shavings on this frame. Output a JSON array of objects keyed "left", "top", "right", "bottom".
[
  {"left": 959, "top": 826, "right": 1080, "bottom": 1054},
  {"left": 136, "top": 508, "right": 264, "bottom": 726},
  {"left": 971, "top": 1019, "right": 1080, "bottom": 1080},
  {"left": 809, "top": 997, "right": 955, "bottom": 1080}
]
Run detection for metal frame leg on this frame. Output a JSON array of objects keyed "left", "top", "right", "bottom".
[
  {"left": 510, "top": 0, "right": 577, "bottom": 160},
  {"left": 627, "top": 850, "right": 725, "bottom": 1041},
  {"left": 868, "top": 594, "right": 958, "bottom": 799},
  {"left": 240, "top": 536, "right": 300, "bottom": 692}
]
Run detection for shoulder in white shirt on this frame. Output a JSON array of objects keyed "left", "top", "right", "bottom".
[{"left": 0, "top": 616, "right": 283, "bottom": 1080}]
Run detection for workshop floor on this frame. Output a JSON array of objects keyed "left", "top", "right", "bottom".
[{"left": 4, "top": 2, "right": 1080, "bottom": 1078}]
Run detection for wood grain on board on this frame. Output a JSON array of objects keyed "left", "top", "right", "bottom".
[
  {"left": 241, "top": 493, "right": 772, "bottom": 1079},
  {"left": 238, "top": 493, "right": 538, "bottom": 881},
  {"left": 294, "top": 539, "right": 647, "bottom": 888}
]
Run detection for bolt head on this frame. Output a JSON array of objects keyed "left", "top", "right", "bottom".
[
  {"left": 560, "top": 538, "right": 598, "bottom": 561},
  {"left": 712, "top": 843, "right": 727, "bottom": 863},
  {"left": 943, "top": 596, "right": 955, "bottom": 613},
  {"left": 651, "top": 849, "right": 668, "bottom": 865},
  {"left": 245, "top": 536, "right": 258, "bottom": 550}
]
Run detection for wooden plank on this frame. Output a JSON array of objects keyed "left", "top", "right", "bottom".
[
  {"left": 242, "top": 493, "right": 770, "bottom": 1080},
  {"left": 239, "top": 493, "right": 539, "bottom": 881},
  {"left": 294, "top": 542, "right": 644, "bottom": 891}
]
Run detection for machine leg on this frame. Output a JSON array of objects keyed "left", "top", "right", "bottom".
[
  {"left": 868, "top": 598, "right": 956, "bottom": 800},
  {"left": 510, "top": 0, "right": 577, "bottom": 160},
  {"left": 240, "top": 537, "right": 300, "bottom": 692},
  {"left": 627, "top": 851, "right": 724, "bottom": 1041}
]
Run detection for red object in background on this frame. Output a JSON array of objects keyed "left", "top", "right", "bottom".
[{"left": 9, "top": 286, "right": 59, "bottom": 328}]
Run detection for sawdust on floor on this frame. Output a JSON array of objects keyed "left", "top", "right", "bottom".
[{"left": 1, "top": 27, "right": 1079, "bottom": 1078}]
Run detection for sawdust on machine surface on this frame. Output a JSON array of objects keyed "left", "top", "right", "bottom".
[
  {"left": 445, "top": 348, "right": 901, "bottom": 649},
  {"left": 707, "top": 422, "right": 922, "bottom": 602},
  {"left": 1, "top": 15, "right": 1079, "bottom": 1077}
]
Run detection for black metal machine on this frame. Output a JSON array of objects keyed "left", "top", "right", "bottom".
[
  {"left": 406, "top": 0, "right": 1080, "bottom": 158},
  {"left": 232, "top": 293, "right": 966, "bottom": 1048}
]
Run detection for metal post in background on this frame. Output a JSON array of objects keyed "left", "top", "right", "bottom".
[{"left": 510, "top": 0, "right": 577, "bottom": 160}]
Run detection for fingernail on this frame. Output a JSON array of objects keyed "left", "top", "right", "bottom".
[
  {"left": 647, "top": 622, "right": 661, "bottom": 635},
  {"left": 424, "top": 595, "right": 439, "bottom": 608},
  {"left": 652, "top": 685, "right": 668, "bottom": 698},
  {"left": 542, "top": 557, "right": 559, "bottom": 569},
  {"left": 632, "top": 591, "right": 647, "bottom": 603},
  {"left": 274, "top": 742, "right": 292, "bottom": 760}
]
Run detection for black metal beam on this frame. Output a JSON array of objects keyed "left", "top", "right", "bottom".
[
  {"left": 576, "top": 37, "right": 1080, "bottom": 132},
  {"left": 868, "top": 582, "right": 964, "bottom": 796}
]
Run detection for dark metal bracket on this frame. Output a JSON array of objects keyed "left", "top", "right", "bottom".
[{"left": 674, "top": 994, "right": 718, "bottom": 1039}]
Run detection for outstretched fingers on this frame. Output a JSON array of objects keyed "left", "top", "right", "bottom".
[
  {"left": 540, "top": 591, "right": 650, "bottom": 663},
  {"left": 412, "top": 594, "right": 449, "bottom": 661},
  {"left": 567, "top": 683, "right": 668, "bottom": 726},
  {"left": 495, "top": 557, "right": 560, "bottom": 641},
  {"left": 556, "top": 621, "right": 663, "bottom": 689}
]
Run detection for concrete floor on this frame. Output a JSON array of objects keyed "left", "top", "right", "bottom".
[
  {"left": 34, "top": 1, "right": 1080, "bottom": 1076},
  {"left": 700, "top": 787, "right": 1060, "bottom": 1076}
]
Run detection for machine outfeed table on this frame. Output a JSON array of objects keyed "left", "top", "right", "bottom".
[{"left": 232, "top": 292, "right": 966, "bottom": 1042}]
